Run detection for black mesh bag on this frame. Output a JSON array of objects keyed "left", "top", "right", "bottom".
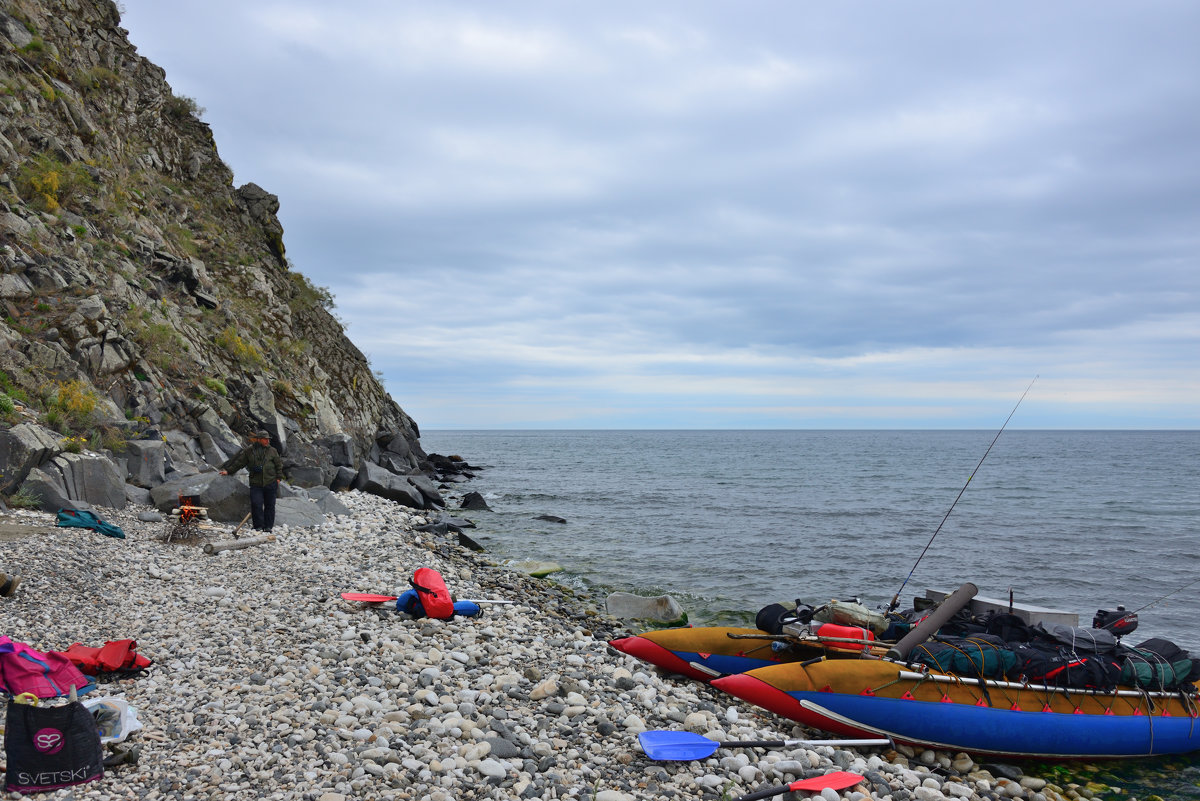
[{"left": 3, "top": 698, "right": 103, "bottom": 793}]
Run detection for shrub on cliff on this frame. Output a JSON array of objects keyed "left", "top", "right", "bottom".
[
  {"left": 288, "top": 271, "right": 336, "bottom": 312},
  {"left": 0, "top": 392, "right": 15, "bottom": 424},
  {"left": 215, "top": 326, "right": 264, "bottom": 366},
  {"left": 164, "top": 93, "right": 205, "bottom": 120},
  {"left": 16, "top": 153, "right": 96, "bottom": 213},
  {"left": 46, "top": 379, "right": 99, "bottom": 430}
]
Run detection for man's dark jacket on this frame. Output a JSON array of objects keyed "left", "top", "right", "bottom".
[{"left": 221, "top": 443, "right": 284, "bottom": 487}]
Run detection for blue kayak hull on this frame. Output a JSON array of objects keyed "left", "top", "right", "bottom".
[
  {"left": 713, "top": 661, "right": 1200, "bottom": 759},
  {"left": 793, "top": 692, "right": 1200, "bottom": 758}
]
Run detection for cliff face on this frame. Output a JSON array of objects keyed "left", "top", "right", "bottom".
[{"left": 0, "top": 0, "right": 440, "bottom": 511}]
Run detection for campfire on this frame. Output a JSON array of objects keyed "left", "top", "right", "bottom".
[{"left": 162, "top": 494, "right": 209, "bottom": 543}]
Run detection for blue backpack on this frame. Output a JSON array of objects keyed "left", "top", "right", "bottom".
[{"left": 55, "top": 509, "right": 125, "bottom": 539}]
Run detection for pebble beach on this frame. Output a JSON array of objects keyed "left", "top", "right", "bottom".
[{"left": 0, "top": 491, "right": 1150, "bottom": 801}]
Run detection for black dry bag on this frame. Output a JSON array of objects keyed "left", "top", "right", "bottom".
[{"left": 3, "top": 698, "right": 103, "bottom": 793}]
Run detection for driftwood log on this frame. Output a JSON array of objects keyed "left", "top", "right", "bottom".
[{"left": 203, "top": 534, "right": 275, "bottom": 555}]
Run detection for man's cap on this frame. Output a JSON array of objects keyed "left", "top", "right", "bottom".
[{"left": 253, "top": 429, "right": 270, "bottom": 439}]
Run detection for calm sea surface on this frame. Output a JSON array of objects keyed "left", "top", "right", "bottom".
[
  {"left": 417, "top": 430, "right": 1200, "bottom": 797},
  {"left": 418, "top": 430, "right": 1199, "bottom": 643}
]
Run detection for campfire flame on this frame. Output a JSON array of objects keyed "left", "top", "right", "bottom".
[{"left": 178, "top": 495, "right": 200, "bottom": 525}]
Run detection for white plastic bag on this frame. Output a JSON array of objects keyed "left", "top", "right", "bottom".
[{"left": 82, "top": 696, "right": 143, "bottom": 744}]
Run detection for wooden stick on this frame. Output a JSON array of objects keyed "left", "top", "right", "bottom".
[
  {"left": 231, "top": 511, "right": 252, "bottom": 539},
  {"left": 203, "top": 534, "right": 275, "bottom": 555}
]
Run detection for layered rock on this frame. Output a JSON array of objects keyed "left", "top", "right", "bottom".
[{"left": 0, "top": 0, "right": 460, "bottom": 517}]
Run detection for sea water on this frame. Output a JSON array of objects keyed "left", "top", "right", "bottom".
[
  {"left": 417, "top": 429, "right": 1200, "bottom": 797},
  {"left": 418, "top": 430, "right": 1199, "bottom": 642}
]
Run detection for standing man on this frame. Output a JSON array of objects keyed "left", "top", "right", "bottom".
[{"left": 219, "top": 429, "right": 283, "bottom": 532}]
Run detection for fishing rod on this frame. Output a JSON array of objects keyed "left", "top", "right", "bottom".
[
  {"left": 1096, "top": 575, "right": 1200, "bottom": 632},
  {"left": 887, "top": 376, "right": 1038, "bottom": 613}
]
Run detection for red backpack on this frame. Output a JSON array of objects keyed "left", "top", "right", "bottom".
[
  {"left": 410, "top": 567, "right": 454, "bottom": 619},
  {"left": 0, "top": 637, "right": 94, "bottom": 698}
]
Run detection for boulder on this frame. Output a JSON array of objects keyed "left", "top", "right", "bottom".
[
  {"left": 508, "top": 560, "right": 564, "bottom": 578},
  {"left": 125, "top": 484, "right": 152, "bottom": 505},
  {"left": 535, "top": 514, "right": 567, "bottom": 524},
  {"left": 281, "top": 439, "right": 334, "bottom": 488},
  {"left": 276, "top": 483, "right": 306, "bottom": 499},
  {"left": 458, "top": 532, "right": 485, "bottom": 552},
  {"left": 150, "top": 472, "right": 250, "bottom": 522},
  {"left": 248, "top": 377, "right": 287, "bottom": 454},
  {"left": 18, "top": 467, "right": 81, "bottom": 512},
  {"left": 381, "top": 433, "right": 412, "bottom": 458},
  {"left": 124, "top": 438, "right": 166, "bottom": 487},
  {"left": 274, "top": 497, "right": 324, "bottom": 528},
  {"left": 286, "top": 465, "right": 326, "bottom": 488},
  {"left": 461, "top": 491, "right": 490, "bottom": 511},
  {"left": 0, "top": 423, "right": 62, "bottom": 494},
  {"left": 378, "top": 433, "right": 418, "bottom": 472},
  {"left": 605, "top": 592, "right": 686, "bottom": 624},
  {"left": 407, "top": 473, "right": 444, "bottom": 508},
  {"left": 328, "top": 465, "right": 357, "bottom": 492},
  {"left": 307, "top": 487, "right": 350, "bottom": 517},
  {"left": 162, "top": 430, "right": 203, "bottom": 476},
  {"left": 352, "top": 461, "right": 425, "bottom": 509},
  {"left": 196, "top": 431, "right": 234, "bottom": 468},
  {"left": 195, "top": 407, "right": 242, "bottom": 459},
  {"left": 316, "top": 433, "right": 355, "bottom": 466},
  {"left": 46, "top": 452, "right": 126, "bottom": 509},
  {"left": 377, "top": 452, "right": 412, "bottom": 474}
]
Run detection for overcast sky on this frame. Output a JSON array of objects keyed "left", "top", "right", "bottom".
[{"left": 116, "top": 1, "right": 1199, "bottom": 429}]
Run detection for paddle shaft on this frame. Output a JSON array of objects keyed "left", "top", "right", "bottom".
[
  {"left": 733, "top": 773, "right": 864, "bottom": 801},
  {"left": 736, "top": 785, "right": 802, "bottom": 801},
  {"left": 724, "top": 738, "right": 889, "bottom": 749}
]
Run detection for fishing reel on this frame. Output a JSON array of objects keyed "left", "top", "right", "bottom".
[{"left": 1093, "top": 605, "right": 1138, "bottom": 638}]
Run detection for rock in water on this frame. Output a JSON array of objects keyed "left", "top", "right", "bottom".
[
  {"left": 460, "top": 491, "right": 491, "bottom": 510},
  {"left": 507, "top": 560, "right": 563, "bottom": 578},
  {"left": 605, "top": 591, "right": 686, "bottom": 624}
]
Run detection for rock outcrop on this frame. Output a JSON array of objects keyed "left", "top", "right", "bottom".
[{"left": 0, "top": 0, "right": 472, "bottom": 518}]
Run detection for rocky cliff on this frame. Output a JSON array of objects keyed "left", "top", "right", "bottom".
[{"left": 0, "top": 0, "right": 462, "bottom": 518}]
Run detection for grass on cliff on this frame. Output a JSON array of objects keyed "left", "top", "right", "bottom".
[
  {"left": 125, "top": 308, "right": 189, "bottom": 374},
  {"left": 4, "top": 486, "right": 41, "bottom": 509},
  {"left": 0, "top": 392, "right": 17, "bottom": 425},
  {"left": 16, "top": 153, "right": 96, "bottom": 213},
  {"left": 215, "top": 326, "right": 264, "bottom": 367}
]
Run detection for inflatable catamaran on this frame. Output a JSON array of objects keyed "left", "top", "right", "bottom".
[{"left": 612, "top": 583, "right": 1200, "bottom": 759}]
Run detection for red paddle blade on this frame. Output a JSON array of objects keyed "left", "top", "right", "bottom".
[
  {"left": 341, "top": 592, "right": 398, "bottom": 603},
  {"left": 791, "top": 772, "right": 863, "bottom": 792}
]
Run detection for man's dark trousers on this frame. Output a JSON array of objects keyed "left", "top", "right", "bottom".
[{"left": 249, "top": 483, "right": 278, "bottom": 531}]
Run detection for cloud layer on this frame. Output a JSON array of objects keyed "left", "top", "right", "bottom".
[{"left": 119, "top": 1, "right": 1200, "bottom": 428}]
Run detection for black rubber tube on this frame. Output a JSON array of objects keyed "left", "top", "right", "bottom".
[{"left": 885, "top": 582, "right": 978, "bottom": 661}]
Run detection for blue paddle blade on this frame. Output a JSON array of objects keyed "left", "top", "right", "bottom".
[{"left": 638, "top": 730, "right": 720, "bottom": 761}]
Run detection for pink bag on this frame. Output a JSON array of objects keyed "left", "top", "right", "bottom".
[{"left": 0, "top": 636, "right": 93, "bottom": 698}]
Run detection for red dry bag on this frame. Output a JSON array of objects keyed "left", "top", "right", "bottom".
[
  {"left": 410, "top": 567, "right": 454, "bottom": 619},
  {"left": 812, "top": 622, "right": 875, "bottom": 652}
]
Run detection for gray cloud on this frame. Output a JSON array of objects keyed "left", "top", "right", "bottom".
[{"left": 118, "top": 0, "right": 1200, "bottom": 428}]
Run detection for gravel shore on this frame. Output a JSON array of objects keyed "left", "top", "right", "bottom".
[{"left": 0, "top": 492, "right": 1126, "bottom": 801}]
